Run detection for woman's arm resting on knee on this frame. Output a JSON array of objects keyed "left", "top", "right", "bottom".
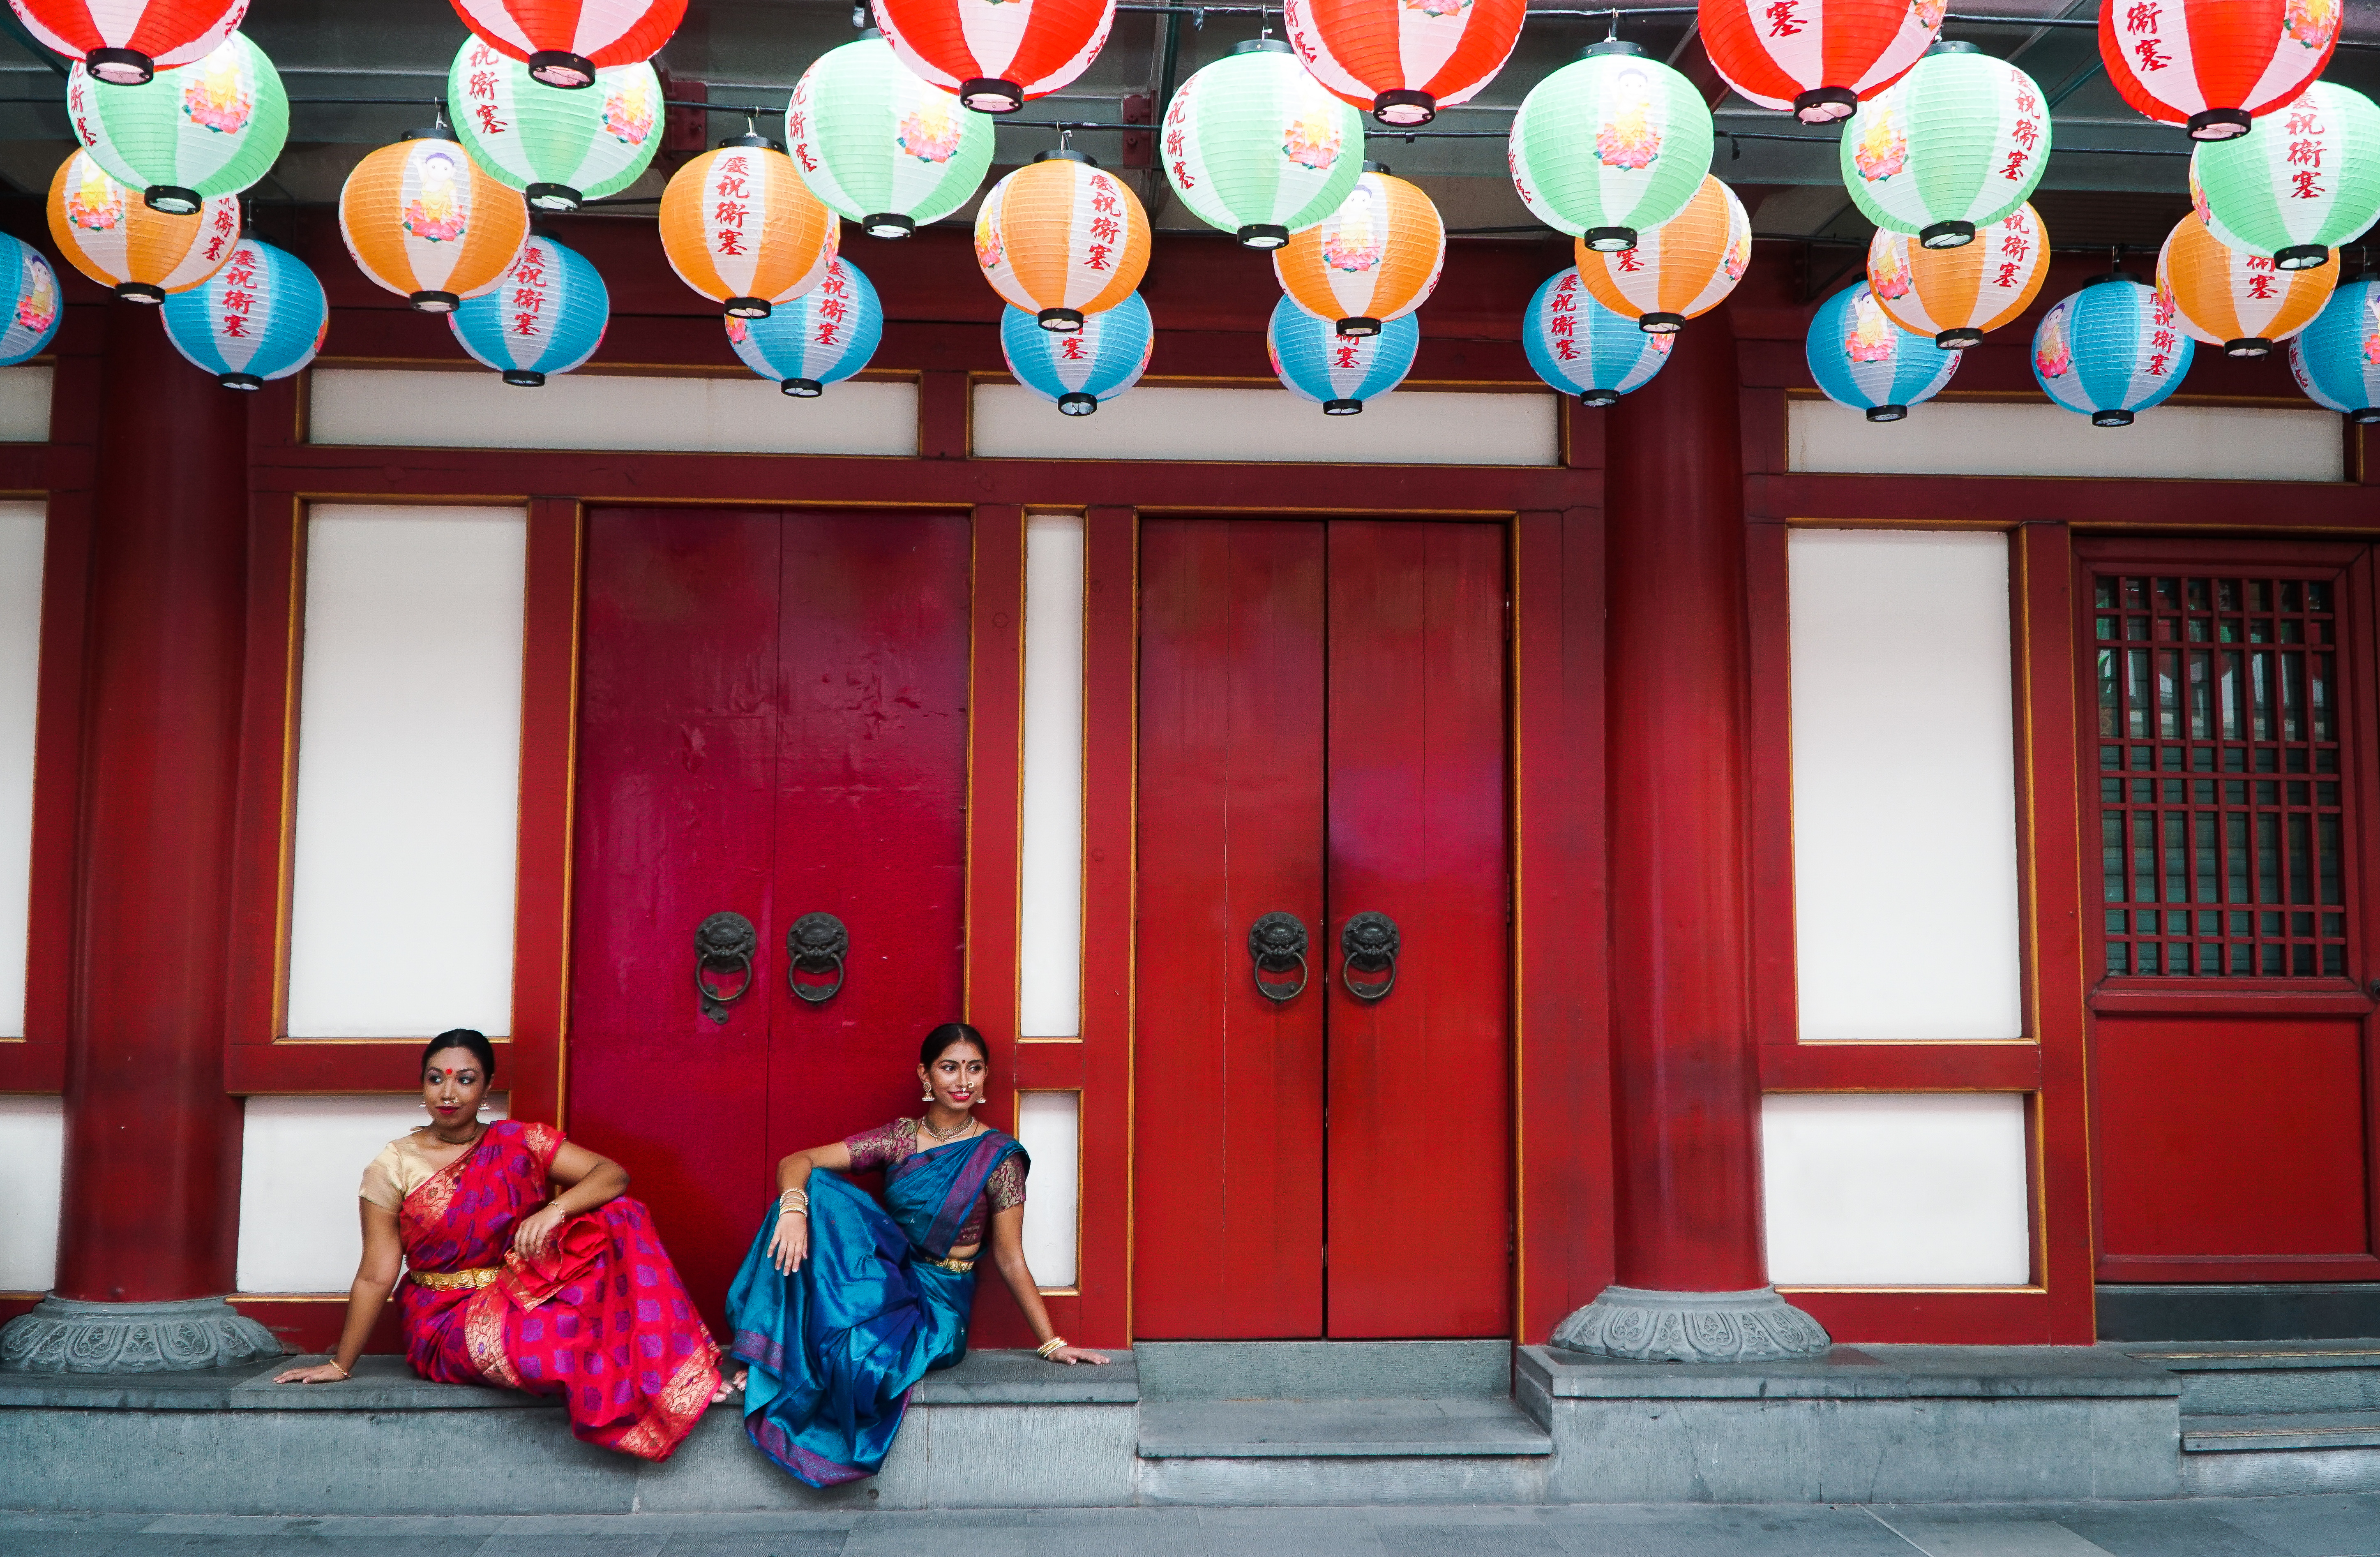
[
  {"left": 765, "top": 1142, "right": 852, "bottom": 1276},
  {"left": 274, "top": 1201, "right": 403, "bottom": 1384},
  {"left": 986, "top": 1204, "right": 1108, "bottom": 1366}
]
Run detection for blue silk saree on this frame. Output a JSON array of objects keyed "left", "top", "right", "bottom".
[{"left": 726, "top": 1128, "right": 1026, "bottom": 1486}]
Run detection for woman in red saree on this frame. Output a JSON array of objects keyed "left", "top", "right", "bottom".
[{"left": 275, "top": 1029, "right": 730, "bottom": 1460}]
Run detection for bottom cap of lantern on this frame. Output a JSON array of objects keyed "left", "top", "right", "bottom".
[
  {"left": 409, "top": 290, "right": 459, "bottom": 314},
  {"left": 1237, "top": 224, "right": 1289, "bottom": 250},
  {"left": 528, "top": 50, "right": 598, "bottom": 89},
  {"left": 726, "top": 297, "right": 773, "bottom": 319},
  {"left": 1937, "top": 327, "right": 1983, "bottom": 349},
  {"left": 1864, "top": 404, "right": 1909, "bottom": 423},
  {"left": 525, "top": 184, "right": 582, "bottom": 213},
  {"left": 85, "top": 48, "right": 154, "bottom": 86},
  {"left": 2187, "top": 107, "right": 2253, "bottom": 140},
  {"left": 217, "top": 372, "right": 263, "bottom": 392},
  {"left": 863, "top": 213, "right": 915, "bottom": 239},
  {"left": 2225, "top": 337, "right": 2273, "bottom": 358},
  {"left": 1639, "top": 312, "right": 1685, "bottom": 335},
  {"left": 1580, "top": 389, "right": 1619, "bottom": 408},
  {"left": 1038, "top": 307, "right": 1084, "bottom": 333},
  {"left": 2352, "top": 408, "right": 2380, "bottom": 425},
  {"left": 1919, "top": 220, "right": 1975, "bottom": 249},
  {"left": 503, "top": 370, "right": 547, "bottom": 388},
  {"left": 1793, "top": 87, "right": 1858, "bottom": 124},
  {"left": 114, "top": 282, "right": 164, "bottom": 305},
  {"left": 1336, "top": 316, "right": 1382, "bottom": 337},
  {"left": 961, "top": 78, "right": 1025, "bottom": 113},
  {"left": 1372, "top": 89, "right": 1436, "bottom": 126},
  {"left": 780, "top": 379, "right": 824, "bottom": 398},
  {"left": 2276, "top": 245, "right": 2331, "bottom": 271},
  {"left": 1057, "top": 393, "right": 1100, "bottom": 416},
  {"left": 1581, "top": 226, "right": 1637, "bottom": 254},
  {"left": 1323, "top": 399, "right": 1363, "bottom": 416},
  {"left": 2093, "top": 409, "right": 2136, "bottom": 427},
  {"left": 143, "top": 185, "right": 201, "bottom": 216}
]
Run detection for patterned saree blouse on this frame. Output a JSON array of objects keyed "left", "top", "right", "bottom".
[{"left": 842, "top": 1119, "right": 1026, "bottom": 1247}]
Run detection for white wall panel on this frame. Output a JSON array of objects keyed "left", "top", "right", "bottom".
[
  {"left": 0, "top": 1094, "right": 62, "bottom": 1290},
  {"left": 1016, "top": 1091, "right": 1080, "bottom": 1289},
  {"left": 309, "top": 369, "right": 919, "bottom": 457},
  {"left": 1790, "top": 397, "right": 2343, "bottom": 482},
  {"left": 0, "top": 503, "right": 40, "bottom": 1039},
  {"left": 284, "top": 508, "right": 526, "bottom": 1038},
  {"left": 236, "top": 1094, "right": 508, "bottom": 1291},
  {"left": 1790, "top": 530, "right": 2022, "bottom": 1041},
  {"left": 973, "top": 384, "right": 1559, "bottom": 465},
  {"left": 0, "top": 367, "right": 52, "bottom": 442},
  {"left": 1019, "top": 514, "right": 1085, "bottom": 1039},
  {"left": 1763, "top": 1093, "right": 2031, "bottom": 1286}
]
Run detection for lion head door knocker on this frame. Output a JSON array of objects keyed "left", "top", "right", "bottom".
[
  {"left": 786, "top": 912, "right": 849, "bottom": 1004},
  {"left": 694, "top": 911, "right": 759, "bottom": 1024},
  {"left": 1339, "top": 911, "right": 1400, "bottom": 1002},
  {"left": 1247, "top": 912, "right": 1310, "bottom": 1003}
]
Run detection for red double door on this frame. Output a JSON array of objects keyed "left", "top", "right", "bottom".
[
  {"left": 566, "top": 509, "right": 972, "bottom": 1338},
  {"left": 1135, "top": 518, "right": 1513, "bottom": 1339}
]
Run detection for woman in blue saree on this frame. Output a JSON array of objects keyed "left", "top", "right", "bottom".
[{"left": 726, "top": 1022, "right": 1108, "bottom": 1486}]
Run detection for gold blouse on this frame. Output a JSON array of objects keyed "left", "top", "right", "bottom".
[{"left": 357, "top": 1129, "right": 459, "bottom": 1213}]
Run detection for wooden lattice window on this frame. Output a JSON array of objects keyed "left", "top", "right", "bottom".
[{"left": 2094, "top": 571, "right": 2351, "bottom": 979}]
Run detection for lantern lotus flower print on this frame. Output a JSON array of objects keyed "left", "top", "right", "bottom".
[
  {"left": 68, "top": 30, "right": 287, "bottom": 214},
  {"left": 450, "top": 233, "right": 607, "bottom": 386},
  {"left": 1574, "top": 173, "right": 1749, "bottom": 333},
  {"left": 449, "top": 0, "right": 687, "bottom": 89},
  {"left": 659, "top": 139, "right": 838, "bottom": 318},
  {"left": 447, "top": 39, "right": 662, "bottom": 212},
  {"left": 1275, "top": 165, "right": 1443, "bottom": 336},
  {"left": 159, "top": 236, "right": 326, "bottom": 389},
  {"left": 2191, "top": 83, "right": 2380, "bottom": 272},
  {"left": 1267, "top": 291, "right": 1419, "bottom": 413},
  {"left": 1280, "top": 0, "right": 1528, "bottom": 126},
  {"left": 0, "top": 237, "right": 60, "bottom": 366},
  {"left": 1508, "top": 42, "right": 1712, "bottom": 251},
  {"left": 726, "top": 256, "right": 883, "bottom": 397},
  {"left": 1163, "top": 40, "right": 1367, "bottom": 249},
  {"left": 2032, "top": 273, "right": 2193, "bottom": 427},
  {"left": 1524, "top": 269, "right": 1669, "bottom": 405},
  {"left": 1839, "top": 43, "right": 2048, "bottom": 250},
  {"left": 975, "top": 150, "right": 1148, "bottom": 330},
  {"left": 2289, "top": 275, "right": 2380, "bottom": 422},
  {"left": 339, "top": 133, "right": 530, "bottom": 313},
  {"left": 1697, "top": 0, "right": 1939, "bottom": 125},
  {"left": 1806, "top": 280, "right": 1959, "bottom": 421},
  {"left": 1866, "top": 202, "right": 2046, "bottom": 348},
  {"left": 2099, "top": 0, "right": 2338, "bottom": 141},
  {"left": 871, "top": 0, "right": 1116, "bottom": 113},
  {"left": 47, "top": 148, "right": 238, "bottom": 302},
  {"left": 1001, "top": 290, "right": 1153, "bottom": 414},
  {"left": 2158, "top": 209, "right": 2335, "bottom": 358},
  {"left": 9, "top": 0, "right": 245, "bottom": 85},
  {"left": 786, "top": 35, "right": 992, "bottom": 239}
]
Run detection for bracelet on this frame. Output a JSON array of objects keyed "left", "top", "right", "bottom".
[
  {"left": 1035, "top": 1335, "right": 1067, "bottom": 1360},
  {"left": 778, "top": 1189, "right": 809, "bottom": 1219},
  {"left": 328, "top": 1359, "right": 351, "bottom": 1380}
]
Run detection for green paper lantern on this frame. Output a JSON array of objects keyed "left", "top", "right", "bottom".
[
  {"left": 786, "top": 34, "right": 992, "bottom": 240},
  {"left": 448, "top": 36, "right": 662, "bottom": 213},
  {"left": 1508, "top": 40, "right": 1711, "bottom": 252},
  {"left": 67, "top": 31, "right": 288, "bottom": 215},
  {"left": 1840, "top": 42, "right": 2049, "bottom": 250},
  {"left": 1160, "top": 38, "right": 1367, "bottom": 249},
  {"left": 2193, "top": 82, "right": 2380, "bottom": 273}
]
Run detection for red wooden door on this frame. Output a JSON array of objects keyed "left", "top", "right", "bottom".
[
  {"left": 1135, "top": 517, "right": 1510, "bottom": 1339},
  {"left": 2078, "top": 543, "right": 2380, "bottom": 1289},
  {"left": 570, "top": 509, "right": 971, "bottom": 1340}
]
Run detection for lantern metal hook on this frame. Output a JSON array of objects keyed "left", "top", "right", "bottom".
[
  {"left": 1059, "top": 127, "right": 1074, "bottom": 152},
  {"left": 1607, "top": 6, "right": 1619, "bottom": 39}
]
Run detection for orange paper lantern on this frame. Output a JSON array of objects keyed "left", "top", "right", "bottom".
[
  {"left": 46, "top": 148, "right": 237, "bottom": 303},
  {"left": 659, "top": 137, "right": 839, "bottom": 318},
  {"left": 1573, "top": 174, "right": 1750, "bottom": 333},
  {"left": 1273, "top": 164, "right": 1442, "bottom": 336},
  {"left": 2158, "top": 209, "right": 2336, "bottom": 358},
  {"left": 1867, "top": 202, "right": 2048, "bottom": 349},
  {"left": 338, "top": 133, "right": 529, "bottom": 313},
  {"left": 974, "top": 150, "right": 1147, "bottom": 331}
]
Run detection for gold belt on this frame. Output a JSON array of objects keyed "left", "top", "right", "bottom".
[
  {"left": 412, "top": 1266, "right": 502, "bottom": 1291},
  {"left": 922, "top": 1255, "right": 975, "bottom": 1273}
]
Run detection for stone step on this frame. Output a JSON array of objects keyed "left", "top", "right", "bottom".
[
  {"left": 2124, "top": 1340, "right": 2380, "bottom": 1416},
  {"left": 2183, "top": 1409, "right": 2380, "bottom": 1453},
  {"left": 1131, "top": 1340, "right": 1511, "bottom": 1402},
  {"left": 1136, "top": 1398, "right": 1552, "bottom": 1458}
]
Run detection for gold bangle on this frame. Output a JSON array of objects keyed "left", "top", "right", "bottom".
[
  {"left": 1035, "top": 1335, "right": 1067, "bottom": 1360},
  {"left": 328, "top": 1360, "right": 351, "bottom": 1380}
]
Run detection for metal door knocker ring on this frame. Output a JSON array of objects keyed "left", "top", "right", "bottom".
[
  {"left": 1340, "top": 912, "right": 1399, "bottom": 1002},
  {"left": 1248, "top": 911, "right": 1310, "bottom": 1003},
  {"left": 695, "top": 911, "right": 758, "bottom": 1024},
  {"left": 786, "top": 912, "right": 849, "bottom": 1003}
]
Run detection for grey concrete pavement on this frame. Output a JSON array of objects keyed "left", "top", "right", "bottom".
[{"left": 6, "top": 1495, "right": 2380, "bottom": 1557}]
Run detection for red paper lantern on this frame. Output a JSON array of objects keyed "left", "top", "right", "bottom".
[
  {"left": 871, "top": 0, "right": 1116, "bottom": 113},
  {"left": 448, "top": 0, "right": 688, "bottom": 89},
  {"left": 1697, "top": 0, "right": 1940, "bottom": 125},
  {"left": 2099, "top": 0, "right": 2339, "bottom": 142},
  {"left": 1281, "top": 0, "right": 1529, "bottom": 127},
  {"left": 7, "top": 0, "right": 245, "bottom": 85}
]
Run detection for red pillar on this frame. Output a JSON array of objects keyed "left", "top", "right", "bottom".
[
  {"left": 1552, "top": 305, "right": 1827, "bottom": 1361},
  {"left": 2, "top": 307, "right": 277, "bottom": 1370}
]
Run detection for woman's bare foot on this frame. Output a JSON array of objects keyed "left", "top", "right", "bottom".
[{"left": 711, "top": 1368, "right": 746, "bottom": 1405}]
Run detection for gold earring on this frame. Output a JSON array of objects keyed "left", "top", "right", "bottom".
[{"left": 922, "top": 1088, "right": 934, "bottom": 1102}]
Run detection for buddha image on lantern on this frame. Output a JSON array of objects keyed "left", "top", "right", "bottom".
[
  {"left": 182, "top": 51, "right": 254, "bottom": 135},
  {"left": 403, "top": 152, "right": 469, "bottom": 243},
  {"left": 2034, "top": 302, "right": 2073, "bottom": 379},
  {"left": 1845, "top": 290, "right": 1897, "bottom": 363},
  {"left": 2285, "top": 0, "right": 2340, "bottom": 51},
  {"left": 1324, "top": 192, "right": 1383, "bottom": 273},
  {"left": 974, "top": 222, "right": 1005, "bottom": 274},
  {"left": 1853, "top": 107, "right": 1907, "bottom": 184},
  {"left": 65, "top": 165, "right": 123, "bottom": 232},
  {"left": 1869, "top": 245, "right": 1913, "bottom": 300},
  {"left": 1283, "top": 112, "right": 1345, "bottom": 173},
  {"left": 1594, "top": 72, "right": 1661, "bottom": 171},
  {"left": 897, "top": 103, "right": 963, "bottom": 164},
  {"left": 16, "top": 259, "right": 56, "bottom": 338},
  {"left": 603, "top": 76, "right": 657, "bottom": 147}
]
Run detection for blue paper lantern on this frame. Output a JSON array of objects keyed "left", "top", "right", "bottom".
[
  {"left": 727, "top": 256, "right": 883, "bottom": 397},
  {"left": 1001, "top": 291, "right": 1152, "bottom": 416},
  {"left": 1523, "top": 269, "right": 1668, "bottom": 406},
  {"left": 1805, "top": 282, "right": 1960, "bottom": 423},
  {"left": 450, "top": 233, "right": 607, "bottom": 387},
  {"left": 0, "top": 236, "right": 61, "bottom": 367},
  {"left": 2032, "top": 273, "right": 2193, "bottom": 428},
  {"left": 2289, "top": 275, "right": 2380, "bottom": 424},
  {"left": 1266, "top": 293, "right": 1417, "bottom": 414},
  {"left": 159, "top": 237, "right": 325, "bottom": 390}
]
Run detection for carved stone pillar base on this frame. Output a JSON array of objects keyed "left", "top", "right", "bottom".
[
  {"left": 0, "top": 1295, "right": 284, "bottom": 1373},
  {"left": 1550, "top": 1285, "right": 1832, "bottom": 1363}
]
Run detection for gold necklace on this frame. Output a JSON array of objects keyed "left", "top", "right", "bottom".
[{"left": 919, "top": 1114, "right": 978, "bottom": 1143}]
